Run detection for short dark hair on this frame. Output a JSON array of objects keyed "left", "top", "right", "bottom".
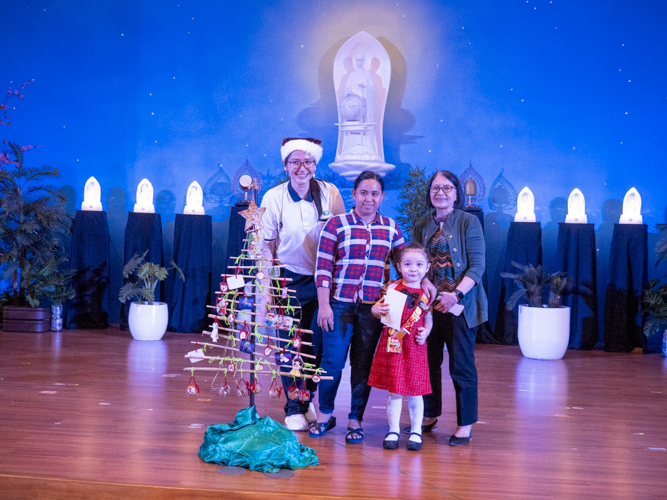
[
  {"left": 425, "top": 170, "right": 464, "bottom": 210},
  {"left": 353, "top": 171, "right": 385, "bottom": 192}
]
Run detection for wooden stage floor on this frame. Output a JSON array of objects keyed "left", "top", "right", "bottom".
[{"left": 1, "top": 328, "right": 666, "bottom": 499}]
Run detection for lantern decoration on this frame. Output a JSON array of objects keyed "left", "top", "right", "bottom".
[
  {"left": 565, "top": 188, "right": 587, "bottom": 223},
  {"left": 184, "top": 181, "right": 205, "bottom": 215},
  {"left": 514, "top": 187, "right": 536, "bottom": 222},
  {"left": 133, "top": 178, "right": 155, "bottom": 213},
  {"left": 619, "top": 187, "right": 643, "bottom": 224},
  {"left": 81, "top": 176, "right": 103, "bottom": 211}
]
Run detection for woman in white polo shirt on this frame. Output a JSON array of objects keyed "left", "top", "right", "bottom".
[{"left": 260, "top": 137, "right": 345, "bottom": 431}]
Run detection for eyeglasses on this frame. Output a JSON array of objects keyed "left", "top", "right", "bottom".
[
  {"left": 287, "top": 160, "right": 316, "bottom": 168},
  {"left": 430, "top": 185, "right": 456, "bottom": 194}
]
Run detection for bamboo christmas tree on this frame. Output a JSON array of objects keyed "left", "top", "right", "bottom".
[{"left": 184, "top": 199, "right": 330, "bottom": 402}]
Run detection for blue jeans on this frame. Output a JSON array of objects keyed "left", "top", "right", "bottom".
[{"left": 317, "top": 299, "right": 383, "bottom": 421}]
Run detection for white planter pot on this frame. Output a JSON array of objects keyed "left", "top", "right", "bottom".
[
  {"left": 517, "top": 304, "right": 570, "bottom": 360},
  {"left": 128, "top": 302, "right": 168, "bottom": 341}
]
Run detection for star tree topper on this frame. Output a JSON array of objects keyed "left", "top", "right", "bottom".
[{"left": 239, "top": 199, "right": 266, "bottom": 232}]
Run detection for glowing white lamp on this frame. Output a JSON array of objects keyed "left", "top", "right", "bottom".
[
  {"left": 81, "top": 176, "right": 103, "bottom": 211},
  {"left": 619, "top": 187, "right": 642, "bottom": 224},
  {"left": 514, "top": 187, "right": 536, "bottom": 222},
  {"left": 184, "top": 181, "right": 205, "bottom": 215},
  {"left": 133, "top": 178, "right": 155, "bottom": 213},
  {"left": 565, "top": 188, "right": 587, "bottom": 223}
]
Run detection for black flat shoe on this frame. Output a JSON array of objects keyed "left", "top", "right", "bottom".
[
  {"left": 406, "top": 432, "right": 423, "bottom": 451},
  {"left": 449, "top": 430, "right": 472, "bottom": 446},
  {"left": 403, "top": 418, "right": 437, "bottom": 434},
  {"left": 383, "top": 432, "right": 400, "bottom": 450}
]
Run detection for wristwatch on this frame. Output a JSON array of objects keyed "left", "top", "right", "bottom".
[{"left": 454, "top": 289, "right": 465, "bottom": 303}]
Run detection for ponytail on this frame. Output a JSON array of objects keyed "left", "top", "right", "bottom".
[{"left": 310, "top": 178, "right": 324, "bottom": 219}]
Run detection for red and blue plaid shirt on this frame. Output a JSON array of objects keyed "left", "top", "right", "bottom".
[{"left": 315, "top": 209, "right": 405, "bottom": 303}]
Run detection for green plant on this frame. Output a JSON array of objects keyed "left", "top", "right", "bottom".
[
  {"left": 396, "top": 166, "right": 431, "bottom": 241},
  {"left": 501, "top": 261, "right": 568, "bottom": 310},
  {"left": 0, "top": 143, "right": 71, "bottom": 307},
  {"left": 40, "top": 257, "right": 76, "bottom": 306},
  {"left": 642, "top": 223, "right": 667, "bottom": 338},
  {"left": 119, "top": 251, "right": 184, "bottom": 305}
]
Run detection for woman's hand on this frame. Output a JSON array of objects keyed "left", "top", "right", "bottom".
[
  {"left": 415, "top": 326, "right": 431, "bottom": 345},
  {"left": 371, "top": 298, "right": 390, "bottom": 319},
  {"left": 435, "top": 292, "right": 458, "bottom": 313},
  {"left": 317, "top": 303, "right": 335, "bottom": 332},
  {"left": 420, "top": 278, "right": 437, "bottom": 304}
]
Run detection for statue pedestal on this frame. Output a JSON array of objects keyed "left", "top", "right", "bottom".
[{"left": 329, "top": 160, "right": 395, "bottom": 181}]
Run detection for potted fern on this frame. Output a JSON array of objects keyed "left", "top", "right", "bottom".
[
  {"left": 119, "top": 251, "right": 184, "bottom": 340},
  {"left": 501, "top": 262, "right": 570, "bottom": 360},
  {"left": 642, "top": 223, "right": 667, "bottom": 357},
  {"left": 0, "top": 143, "right": 72, "bottom": 332}
]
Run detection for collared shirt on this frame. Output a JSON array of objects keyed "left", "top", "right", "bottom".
[
  {"left": 260, "top": 180, "right": 345, "bottom": 276},
  {"left": 315, "top": 209, "right": 405, "bottom": 303}
]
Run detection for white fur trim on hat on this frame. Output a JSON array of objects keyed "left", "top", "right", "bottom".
[{"left": 280, "top": 139, "right": 323, "bottom": 163}]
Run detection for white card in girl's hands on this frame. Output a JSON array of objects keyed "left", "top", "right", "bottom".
[
  {"left": 381, "top": 289, "right": 408, "bottom": 330},
  {"left": 448, "top": 303, "right": 465, "bottom": 316}
]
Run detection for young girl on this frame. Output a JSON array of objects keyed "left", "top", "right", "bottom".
[{"left": 368, "top": 242, "right": 433, "bottom": 451}]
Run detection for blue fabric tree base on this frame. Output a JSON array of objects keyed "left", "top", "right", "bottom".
[{"left": 198, "top": 406, "right": 319, "bottom": 473}]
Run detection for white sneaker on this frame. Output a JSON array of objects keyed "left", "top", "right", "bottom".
[
  {"left": 305, "top": 403, "right": 317, "bottom": 424},
  {"left": 285, "top": 414, "right": 309, "bottom": 431}
]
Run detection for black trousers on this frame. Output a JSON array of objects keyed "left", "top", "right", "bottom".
[
  {"left": 278, "top": 269, "right": 322, "bottom": 416},
  {"left": 423, "top": 311, "right": 478, "bottom": 426}
]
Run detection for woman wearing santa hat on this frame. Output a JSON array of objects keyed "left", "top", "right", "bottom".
[{"left": 259, "top": 137, "right": 346, "bottom": 431}]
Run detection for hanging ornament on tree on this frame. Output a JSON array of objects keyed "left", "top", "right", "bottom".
[
  {"left": 210, "top": 322, "right": 219, "bottom": 343},
  {"left": 239, "top": 199, "right": 266, "bottom": 232},
  {"left": 186, "top": 372, "right": 200, "bottom": 396}
]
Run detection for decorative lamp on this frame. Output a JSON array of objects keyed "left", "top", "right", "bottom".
[
  {"left": 459, "top": 161, "right": 485, "bottom": 212},
  {"left": 565, "top": 188, "right": 587, "bottom": 223},
  {"left": 81, "top": 176, "right": 103, "bottom": 211},
  {"left": 514, "top": 187, "right": 536, "bottom": 222},
  {"left": 183, "top": 181, "right": 205, "bottom": 215},
  {"left": 619, "top": 187, "right": 642, "bottom": 224},
  {"left": 463, "top": 177, "right": 481, "bottom": 211},
  {"left": 133, "top": 178, "right": 155, "bottom": 213}
]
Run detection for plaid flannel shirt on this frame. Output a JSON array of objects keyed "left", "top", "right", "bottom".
[{"left": 315, "top": 209, "right": 405, "bottom": 303}]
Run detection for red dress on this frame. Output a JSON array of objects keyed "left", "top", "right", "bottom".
[{"left": 368, "top": 282, "right": 432, "bottom": 396}]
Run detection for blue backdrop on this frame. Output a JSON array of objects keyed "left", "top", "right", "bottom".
[{"left": 3, "top": 0, "right": 666, "bottom": 328}]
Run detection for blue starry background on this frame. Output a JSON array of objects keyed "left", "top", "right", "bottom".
[{"left": 2, "top": 0, "right": 666, "bottom": 325}]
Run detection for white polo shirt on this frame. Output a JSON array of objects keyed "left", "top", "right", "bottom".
[{"left": 260, "top": 181, "right": 345, "bottom": 276}]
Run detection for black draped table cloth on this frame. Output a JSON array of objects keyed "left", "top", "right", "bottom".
[
  {"left": 462, "top": 208, "right": 495, "bottom": 344},
  {"left": 228, "top": 203, "right": 250, "bottom": 263},
  {"left": 168, "top": 214, "right": 212, "bottom": 333},
  {"left": 603, "top": 223, "right": 659, "bottom": 353},
  {"left": 556, "top": 223, "right": 598, "bottom": 349},
  {"left": 494, "top": 222, "right": 542, "bottom": 345},
  {"left": 120, "top": 212, "right": 163, "bottom": 330},
  {"left": 67, "top": 210, "right": 110, "bottom": 329}
]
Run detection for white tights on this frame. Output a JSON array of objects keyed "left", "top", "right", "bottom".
[{"left": 386, "top": 393, "right": 423, "bottom": 442}]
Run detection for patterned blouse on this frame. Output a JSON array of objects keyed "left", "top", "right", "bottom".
[{"left": 428, "top": 224, "right": 456, "bottom": 293}]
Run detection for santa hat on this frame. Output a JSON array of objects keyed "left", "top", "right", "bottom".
[{"left": 280, "top": 137, "right": 323, "bottom": 164}]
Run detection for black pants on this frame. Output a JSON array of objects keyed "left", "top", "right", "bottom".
[
  {"left": 278, "top": 269, "right": 322, "bottom": 416},
  {"left": 423, "top": 311, "right": 478, "bottom": 426}
]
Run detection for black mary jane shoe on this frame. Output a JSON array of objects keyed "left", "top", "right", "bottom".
[
  {"left": 448, "top": 430, "right": 472, "bottom": 447},
  {"left": 406, "top": 432, "right": 423, "bottom": 451},
  {"left": 383, "top": 432, "right": 400, "bottom": 450}
]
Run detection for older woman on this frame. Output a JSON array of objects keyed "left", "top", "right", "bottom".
[
  {"left": 260, "top": 137, "right": 345, "bottom": 431},
  {"left": 413, "top": 170, "right": 488, "bottom": 446}
]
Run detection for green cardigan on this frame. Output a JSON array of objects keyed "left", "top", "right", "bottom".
[{"left": 413, "top": 209, "right": 488, "bottom": 328}]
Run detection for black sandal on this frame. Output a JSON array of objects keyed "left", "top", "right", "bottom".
[
  {"left": 383, "top": 432, "right": 400, "bottom": 450},
  {"left": 406, "top": 432, "right": 423, "bottom": 451}
]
